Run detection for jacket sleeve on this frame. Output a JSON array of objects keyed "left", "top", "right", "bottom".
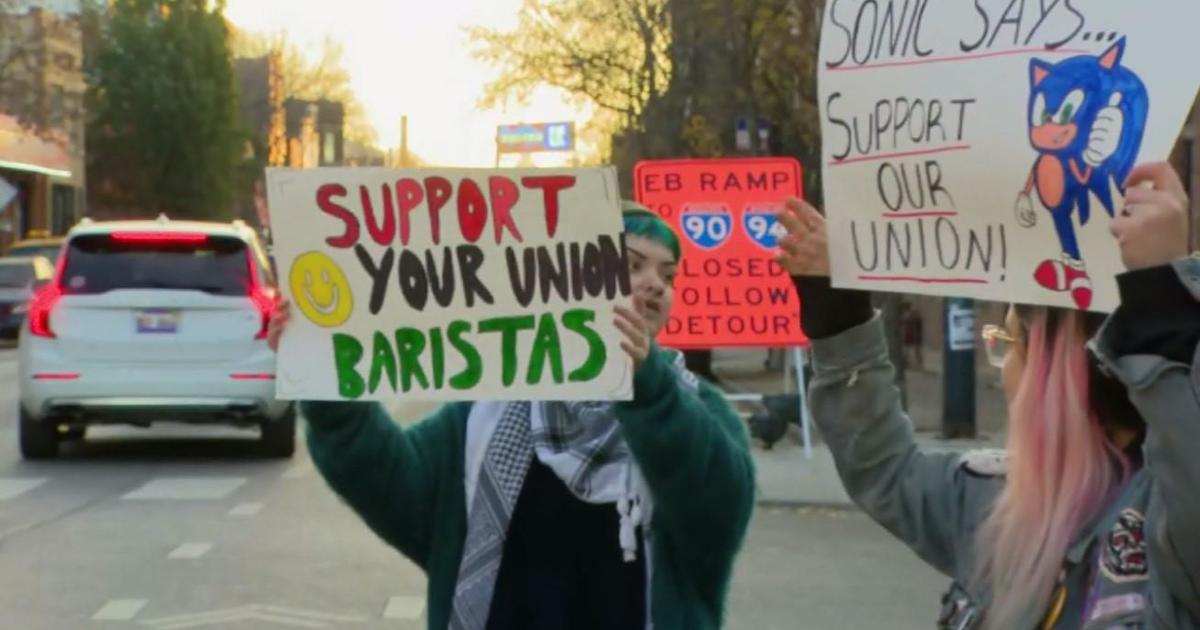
[
  {"left": 616, "top": 346, "right": 756, "bottom": 588},
  {"left": 808, "top": 314, "right": 1000, "bottom": 576},
  {"left": 1091, "top": 255, "right": 1200, "bottom": 615},
  {"left": 302, "top": 400, "right": 465, "bottom": 570}
]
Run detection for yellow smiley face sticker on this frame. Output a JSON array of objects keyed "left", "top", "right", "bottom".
[{"left": 289, "top": 251, "right": 353, "bottom": 327}]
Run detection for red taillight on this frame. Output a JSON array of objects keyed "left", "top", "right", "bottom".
[
  {"left": 231, "top": 373, "right": 274, "bottom": 381},
  {"left": 245, "top": 249, "right": 276, "bottom": 340},
  {"left": 249, "top": 286, "right": 276, "bottom": 339},
  {"left": 110, "top": 231, "right": 208, "bottom": 244},
  {"left": 28, "top": 283, "right": 63, "bottom": 338},
  {"left": 33, "top": 372, "right": 79, "bottom": 380}
]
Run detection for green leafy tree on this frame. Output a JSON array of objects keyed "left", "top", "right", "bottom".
[
  {"left": 662, "top": 0, "right": 814, "bottom": 161},
  {"left": 87, "top": 0, "right": 246, "bottom": 220}
]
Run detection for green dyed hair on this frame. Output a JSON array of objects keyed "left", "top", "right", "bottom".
[{"left": 621, "top": 200, "right": 682, "bottom": 262}]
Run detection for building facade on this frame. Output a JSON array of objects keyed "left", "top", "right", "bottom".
[
  {"left": 0, "top": 1, "right": 85, "bottom": 250},
  {"left": 232, "top": 54, "right": 345, "bottom": 242},
  {"left": 283, "top": 98, "right": 343, "bottom": 168}
]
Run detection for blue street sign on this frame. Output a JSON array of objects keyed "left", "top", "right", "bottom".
[{"left": 496, "top": 122, "right": 576, "bottom": 154}]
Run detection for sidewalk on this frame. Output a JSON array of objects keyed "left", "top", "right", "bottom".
[
  {"left": 712, "top": 347, "right": 1009, "bottom": 435},
  {"left": 751, "top": 428, "right": 1005, "bottom": 508},
  {"left": 711, "top": 347, "right": 1009, "bottom": 507}
]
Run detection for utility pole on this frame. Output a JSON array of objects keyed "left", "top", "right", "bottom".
[
  {"left": 400, "top": 115, "right": 409, "bottom": 168},
  {"left": 942, "top": 298, "right": 977, "bottom": 438}
]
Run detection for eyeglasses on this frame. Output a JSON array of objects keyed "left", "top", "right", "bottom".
[{"left": 981, "top": 324, "right": 1016, "bottom": 368}]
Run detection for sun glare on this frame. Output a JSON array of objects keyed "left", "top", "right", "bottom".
[{"left": 223, "top": 0, "right": 589, "bottom": 167}]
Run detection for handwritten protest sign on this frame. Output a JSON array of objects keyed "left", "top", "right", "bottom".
[
  {"left": 819, "top": 0, "right": 1200, "bottom": 311},
  {"left": 634, "top": 158, "right": 808, "bottom": 348},
  {"left": 265, "top": 167, "right": 633, "bottom": 402}
]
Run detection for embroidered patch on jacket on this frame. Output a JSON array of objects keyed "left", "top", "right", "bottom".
[
  {"left": 958, "top": 450, "right": 1008, "bottom": 478},
  {"left": 1087, "top": 593, "right": 1146, "bottom": 625},
  {"left": 1100, "top": 509, "right": 1149, "bottom": 583}
]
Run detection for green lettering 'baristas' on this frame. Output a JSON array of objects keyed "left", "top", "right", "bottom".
[{"left": 622, "top": 200, "right": 681, "bottom": 262}]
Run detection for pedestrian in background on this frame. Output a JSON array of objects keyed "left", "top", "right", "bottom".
[{"left": 900, "top": 301, "right": 924, "bottom": 370}]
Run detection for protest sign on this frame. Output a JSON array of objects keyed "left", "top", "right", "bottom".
[
  {"left": 265, "top": 167, "right": 633, "bottom": 402},
  {"left": 634, "top": 158, "right": 808, "bottom": 349},
  {"left": 818, "top": 0, "right": 1200, "bottom": 311}
]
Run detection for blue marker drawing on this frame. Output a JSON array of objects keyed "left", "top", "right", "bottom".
[{"left": 1014, "top": 37, "right": 1149, "bottom": 309}]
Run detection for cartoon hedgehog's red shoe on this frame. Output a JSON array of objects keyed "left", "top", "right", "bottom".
[{"left": 1034, "top": 257, "right": 1093, "bottom": 310}]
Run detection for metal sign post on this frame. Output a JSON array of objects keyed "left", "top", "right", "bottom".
[
  {"left": 793, "top": 346, "right": 813, "bottom": 460},
  {"left": 718, "top": 345, "right": 813, "bottom": 460}
]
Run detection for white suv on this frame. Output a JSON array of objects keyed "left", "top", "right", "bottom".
[{"left": 17, "top": 217, "right": 294, "bottom": 459}]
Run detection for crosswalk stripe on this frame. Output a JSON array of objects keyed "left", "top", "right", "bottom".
[
  {"left": 0, "top": 478, "right": 47, "bottom": 501},
  {"left": 92, "top": 599, "right": 147, "bottom": 621},
  {"left": 123, "top": 477, "right": 245, "bottom": 500},
  {"left": 383, "top": 596, "right": 425, "bottom": 620},
  {"left": 167, "top": 543, "right": 213, "bottom": 560},
  {"left": 228, "top": 502, "right": 263, "bottom": 516},
  {"left": 140, "top": 604, "right": 367, "bottom": 628},
  {"left": 281, "top": 465, "right": 309, "bottom": 479}
]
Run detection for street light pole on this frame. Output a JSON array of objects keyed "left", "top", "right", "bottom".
[{"left": 400, "top": 115, "right": 409, "bottom": 168}]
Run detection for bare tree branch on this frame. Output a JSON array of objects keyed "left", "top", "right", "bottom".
[{"left": 468, "top": 0, "right": 670, "bottom": 131}]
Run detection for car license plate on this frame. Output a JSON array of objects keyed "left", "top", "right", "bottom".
[{"left": 136, "top": 309, "right": 179, "bottom": 334}]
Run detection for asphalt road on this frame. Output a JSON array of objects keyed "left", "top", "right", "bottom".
[{"left": 0, "top": 348, "right": 946, "bottom": 629}]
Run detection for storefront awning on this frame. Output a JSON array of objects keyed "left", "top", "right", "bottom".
[{"left": 0, "top": 114, "right": 72, "bottom": 179}]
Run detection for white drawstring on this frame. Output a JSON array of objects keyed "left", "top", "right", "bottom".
[{"left": 617, "top": 464, "right": 642, "bottom": 562}]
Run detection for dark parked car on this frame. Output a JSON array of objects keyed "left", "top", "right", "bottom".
[
  {"left": 7, "top": 237, "right": 65, "bottom": 266},
  {"left": 0, "top": 256, "right": 54, "bottom": 338}
]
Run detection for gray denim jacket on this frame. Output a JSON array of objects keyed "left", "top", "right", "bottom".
[{"left": 808, "top": 256, "right": 1200, "bottom": 629}]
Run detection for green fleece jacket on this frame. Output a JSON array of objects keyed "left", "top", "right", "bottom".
[{"left": 301, "top": 344, "right": 756, "bottom": 630}]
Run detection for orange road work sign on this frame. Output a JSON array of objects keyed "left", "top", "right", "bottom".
[{"left": 634, "top": 158, "right": 809, "bottom": 349}]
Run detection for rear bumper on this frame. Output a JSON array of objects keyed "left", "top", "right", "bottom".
[
  {"left": 32, "top": 397, "right": 290, "bottom": 425},
  {"left": 19, "top": 344, "right": 290, "bottom": 423}
]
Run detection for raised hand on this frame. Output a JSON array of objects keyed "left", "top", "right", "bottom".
[
  {"left": 774, "top": 197, "right": 831, "bottom": 277},
  {"left": 1113, "top": 162, "right": 1190, "bottom": 271},
  {"left": 267, "top": 299, "right": 291, "bottom": 352},
  {"left": 614, "top": 297, "right": 652, "bottom": 371}
]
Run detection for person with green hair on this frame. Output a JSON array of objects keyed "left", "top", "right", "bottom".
[{"left": 268, "top": 200, "right": 755, "bottom": 630}]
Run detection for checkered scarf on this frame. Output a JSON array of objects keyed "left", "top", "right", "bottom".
[{"left": 448, "top": 352, "right": 700, "bottom": 630}]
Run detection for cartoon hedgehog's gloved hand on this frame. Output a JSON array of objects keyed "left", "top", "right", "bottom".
[
  {"left": 1085, "top": 93, "right": 1125, "bottom": 167},
  {"left": 1014, "top": 192, "right": 1037, "bottom": 228}
]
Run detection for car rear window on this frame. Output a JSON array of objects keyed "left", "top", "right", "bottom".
[
  {"left": 0, "top": 264, "right": 32, "bottom": 288},
  {"left": 61, "top": 234, "right": 251, "bottom": 296}
]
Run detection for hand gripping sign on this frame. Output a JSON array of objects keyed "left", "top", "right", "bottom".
[{"left": 266, "top": 167, "right": 634, "bottom": 402}]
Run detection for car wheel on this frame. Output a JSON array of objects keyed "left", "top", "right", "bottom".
[
  {"left": 260, "top": 405, "right": 296, "bottom": 458},
  {"left": 19, "top": 408, "right": 59, "bottom": 459}
]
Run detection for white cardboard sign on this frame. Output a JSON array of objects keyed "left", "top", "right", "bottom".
[
  {"left": 819, "top": 0, "right": 1200, "bottom": 311},
  {"left": 265, "top": 167, "right": 634, "bottom": 402}
]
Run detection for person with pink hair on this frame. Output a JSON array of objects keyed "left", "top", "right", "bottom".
[{"left": 777, "top": 161, "right": 1199, "bottom": 630}]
